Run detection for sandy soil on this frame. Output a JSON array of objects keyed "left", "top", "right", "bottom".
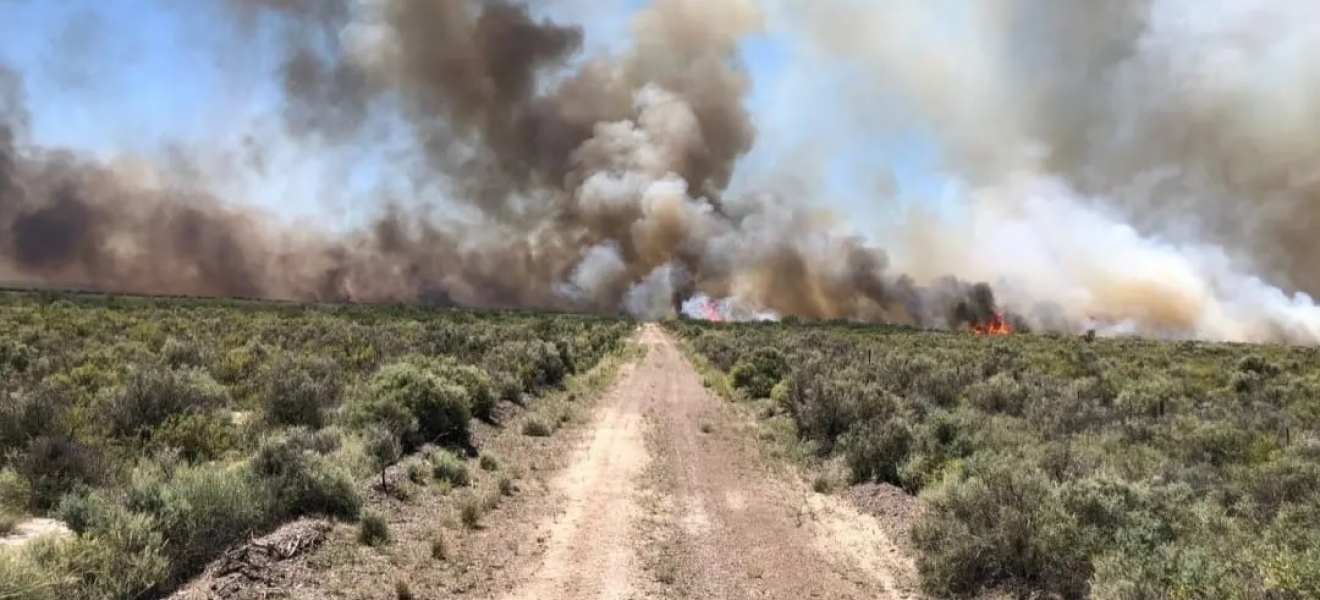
[
  {"left": 175, "top": 324, "right": 923, "bottom": 600},
  {"left": 0, "top": 518, "right": 71, "bottom": 548}
]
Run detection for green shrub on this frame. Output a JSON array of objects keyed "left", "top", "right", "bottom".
[
  {"left": 125, "top": 459, "right": 272, "bottom": 586},
  {"left": 693, "top": 331, "right": 739, "bottom": 371},
  {"left": 842, "top": 418, "right": 912, "bottom": 485},
  {"left": 964, "top": 373, "right": 1028, "bottom": 415},
  {"left": 911, "top": 457, "right": 1091, "bottom": 599},
  {"left": 159, "top": 336, "right": 207, "bottom": 368},
  {"left": 259, "top": 355, "right": 342, "bottom": 430},
  {"left": 209, "top": 341, "right": 273, "bottom": 388},
  {"left": 480, "top": 454, "right": 499, "bottom": 471},
  {"left": 0, "top": 385, "right": 68, "bottom": 458},
  {"left": 1253, "top": 503, "right": 1320, "bottom": 598},
  {"left": 1090, "top": 538, "right": 1254, "bottom": 600},
  {"left": 484, "top": 340, "right": 567, "bottom": 395},
  {"left": 286, "top": 425, "right": 344, "bottom": 456},
  {"left": 13, "top": 435, "right": 104, "bottom": 510},
  {"left": 33, "top": 497, "right": 170, "bottom": 600},
  {"left": 344, "top": 381, "right": 418, "bottom": 442},
  {"left": 0, "top": 339, "right": 33, "bottom": 377},
  {"left": 350, "top": 362, "right": 471, "bottom": 450},
  {"left": 148, "top": 412, "right": 240, "bottom": 463},
  {"left": 488, "top": 371, "right": 524, "bottom": 404},
  {"left": 409, "top": 380, "right": 471, "bottom": 448},
  {"left": 1057, "top": 477, "right": 1192, "bottom": 559},
  {"left": 730, "top": 348, "right": 789, "bottom": 399},
  {"left": 327, "top": 431, "right": 374, "bottom": 480},
  {"left": 359, "top": 509, "right": 390, "bottom": 546},
  {"left": 0, "top": 508, "right": 19, "bottom": 536},
  {"left": 782, "top": 371, "right": 902, "bottom": 456},
  {"left": 1230, "top": 454, "right": 1320, "bottom": 523},
  {"left": 0, "top": 468, "right": 32, "bottom": 512},
  {"left": 250, "top": 433, "right": 362, "bottom": 521},
  {"left": 898, "top": 410, "right": 977, "bottom": 493},
  {"left": 429, "top": 358, "right": 497, "bottom": 423},
  {"left": 365, "top": 425, "right": 402, "bottom": 490},
  {"left": 53, "top": 489, "right": 118, "bottom": 535},
  {"left": 1175, "top": 419, "right": 1259, "bottom": 468},
  {"left": 107, "top": 366, "right": 229, "bottom": 440},
  {"left": 0, "top": 291, "right": 635, "bottom": 598}
]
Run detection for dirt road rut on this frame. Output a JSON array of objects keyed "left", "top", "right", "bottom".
[{"left": 494, "top": 324, "right": 918, "bottom": 600}]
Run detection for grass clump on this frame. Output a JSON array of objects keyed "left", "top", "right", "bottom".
[
  {"left": 430, "top": 532, "right": 447, "bottom": 561},
  {"left": 358, "top": 509, "right": 390, "bottom": 547},
  {"left": 0, "top": 509, "right": 19, "bottom": 536},
  {"left": 430, "top": 449, "right": 471, "bottom": 488},
  {"left": 394, "top": 580, "right": 414, "bottom": 600},
  {"left": 458, "top": 494, "right": 483, "bottom": 529},
  {"left": 522, "top": 418, "right": 553, "bottom": 438},
  {"left": 0, "top": 549, "right": 61, "bottom": 600},
  {"left": 405, "top": 456, "right": 431, "bottom": 485}
]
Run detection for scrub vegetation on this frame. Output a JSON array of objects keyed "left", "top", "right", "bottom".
[
  {"left": 668, "top": 318, "right": 1320, "bottom": 600},
  {"left": 0, "top": 290, "right": 632, "bottom": 600}
]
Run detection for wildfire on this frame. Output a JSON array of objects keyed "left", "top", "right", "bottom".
[
  {"left": 685, "top": 295, "right": 724, "bottom": 322},
  {"left": 973, "top": 313, "right": 1012, "bottom": 336}
]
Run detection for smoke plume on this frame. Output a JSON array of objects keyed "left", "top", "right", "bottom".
[
  {"left": 6, "top": 0, "right": 1320, "bottom": 343},
  {"left": 0, "top": 0, "right": 1005, "bottom": 330},
  {"left": 773, "top": 0, "right": 1320, "bottom": 343}
]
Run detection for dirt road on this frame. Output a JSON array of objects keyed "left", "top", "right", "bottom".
[
  {"left": 494, "top": 324, "right": 919, "bottom": 600},
  {"left": 171, "top": 323, "right": 920, "bottom": 600}
]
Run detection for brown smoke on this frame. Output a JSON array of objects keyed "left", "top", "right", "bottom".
[{"left": 0, "top": 0, "right": 1008, "bottom": 330}]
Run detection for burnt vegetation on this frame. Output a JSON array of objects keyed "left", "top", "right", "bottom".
[
  {"left": 668, "top": 318, "right": 1320, "bottom": 600},
  {"left": 0, "top": 290, "right": 631, "bottom": 600}
]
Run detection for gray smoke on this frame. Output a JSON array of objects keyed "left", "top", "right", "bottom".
[{"left": 0, "top": 0, "right": 1010, "bottom": 331}]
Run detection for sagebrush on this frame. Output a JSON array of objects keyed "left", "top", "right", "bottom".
[
  {"left": 668, "top": 318, "right": 1320, "bottom": 599},
  {"left": 0, "top": 291, "right": 631, "bottom": 600}
]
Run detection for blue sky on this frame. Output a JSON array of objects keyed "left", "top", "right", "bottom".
[{"left": 0, "top": 0, "right": 951, "bottom": 235}]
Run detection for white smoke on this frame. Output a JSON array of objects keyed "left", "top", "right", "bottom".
[
  {"left": 758, "top": 0, "right": 1320, "bottom": 343},
  {"left": 943, "top": 173, "right": 1320, "bottom": 343},
  {"left": 624, "top": 262, "right": 686, "bottom": 320}
]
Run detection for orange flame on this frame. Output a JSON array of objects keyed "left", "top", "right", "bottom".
[
  {"left": 973, "top": 313, "right": 1012, "bottom": 336},
  {"left": 698, "top": 298, "right": 723, "bottom": 322}
]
